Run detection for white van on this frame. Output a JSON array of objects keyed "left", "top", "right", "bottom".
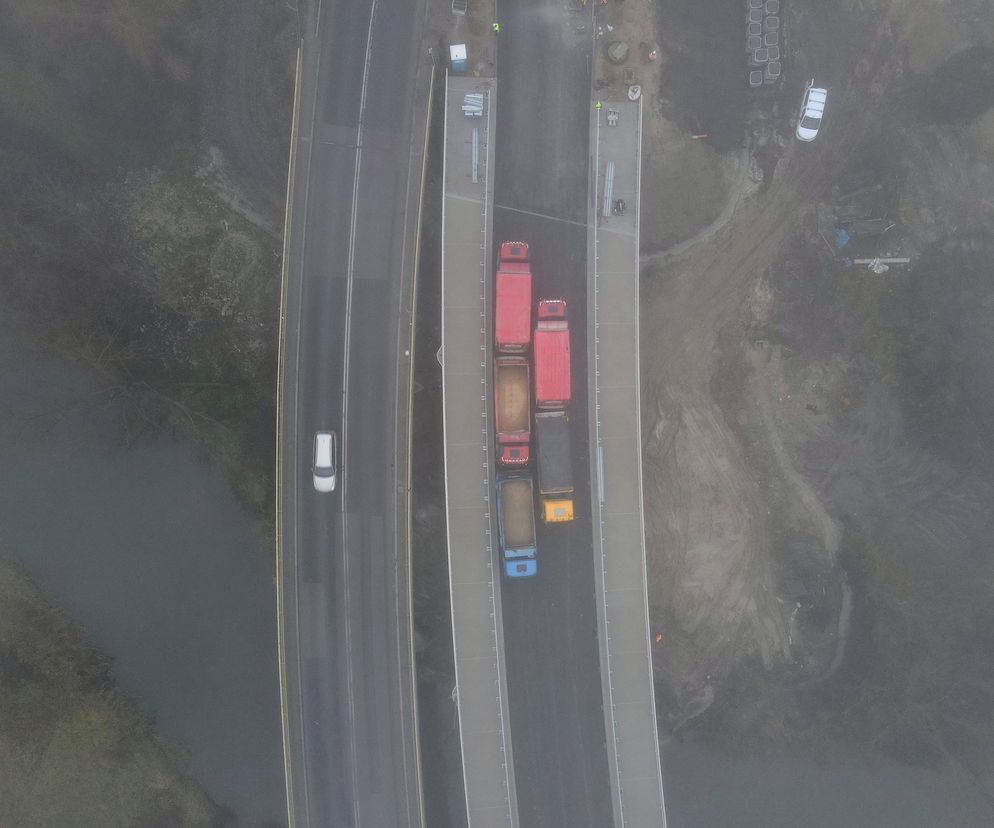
[{"left": 312, "top": 431, "right": 338, "bottom": 492}]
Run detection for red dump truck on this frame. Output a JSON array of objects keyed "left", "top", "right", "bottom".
[
  {"left": 533, "top": 299, "right": 571, "bottom": 409},
  {"left": 495, "top": 356, "right": 530, "bottom": 466},
  {"left": 495, "top": 242, "right": 532, "bottom": 353}
]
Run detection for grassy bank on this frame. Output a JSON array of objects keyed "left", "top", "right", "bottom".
[
  {"left": 0, "top": 554, "right": 218, "bottom": 827},
  {"left": 0, "top": 0, "right": 295, "bottom": 522}
]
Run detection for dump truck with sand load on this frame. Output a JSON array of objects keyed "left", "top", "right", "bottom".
[
  {"left": 496, "top": 474, "right": 537, "bottom": 578},
  {"left": 494, "top": 356, "right": 530, "bottom": 466}
]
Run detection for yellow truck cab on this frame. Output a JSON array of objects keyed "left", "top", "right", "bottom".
[{"left": 543, "top": 498, "right": 574, "bottom": 523}]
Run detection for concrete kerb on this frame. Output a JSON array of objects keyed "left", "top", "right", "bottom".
[
  {"left": 441, "top": 73, "right": 518, "bottom": 828},
  {"left": 587, "top": 97, "right": 668, "bottom": 827},
  {"left": 633, "top": 96, "right": 668, "bottom": 826},
  {"left": 481, "top": 80, "right": 520, "bottom": 828},
  {"left": 395, "top": 40, "right": 437, "bottom": 827},
  {"left": 587, "top": 105, "right": 624, "bottom": 828},
  {"left": 440, "top": 70, "right": 464, "bottom": 827}
]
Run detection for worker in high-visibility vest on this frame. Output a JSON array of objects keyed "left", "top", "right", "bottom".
[{"left": 493, "top": 22, "right": 500, "bottom": 34}]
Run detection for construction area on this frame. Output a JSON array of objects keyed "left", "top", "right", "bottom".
[
  {"left": 618, "top": 0, "right": 994, "bottom": 821},
  {"left": 422, "top": 0, "right": 994, "bottom": 823}
]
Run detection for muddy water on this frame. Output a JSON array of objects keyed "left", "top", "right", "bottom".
[
  {"left": 660, "top": 586, "right": 994, "bottom": 828},
  {"left": 0, "top": 320, "right": 286, "bottom": 826},
  {"left": 661, "top": 738, "right": 993, "bottom": 828}
]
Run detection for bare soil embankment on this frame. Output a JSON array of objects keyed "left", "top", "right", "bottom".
[{"left": 638, "top": 2, "right": 994, "bottom": 798}]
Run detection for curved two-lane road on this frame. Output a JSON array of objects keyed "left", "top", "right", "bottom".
[{"left": 276, "top": 0, "right": 429, "bottom": 825}]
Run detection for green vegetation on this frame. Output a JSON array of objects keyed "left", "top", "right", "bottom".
[
  {"left": 0, "top": 554, "right": 218, "bottom": 827},
  {"left": 0, "top": 0, "right": 202, "bottom": 172},
  {"left": 0, "top": 0, "right": 295, "bottom": 519}
]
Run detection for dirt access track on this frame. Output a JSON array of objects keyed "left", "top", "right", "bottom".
[{"left": 630, "top": 0, "right": 994, "bottom": 740}]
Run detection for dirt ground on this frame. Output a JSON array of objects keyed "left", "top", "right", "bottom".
[
  {"left": 634, "top": 0, "right": 994, "bottom": 792},
  {"left": 592, "top": 0, "right": 751, "bottom": 252}
]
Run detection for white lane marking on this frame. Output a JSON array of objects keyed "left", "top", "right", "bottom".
[
  {"left": 492, "top": 201, "right": 588, "bottom": 228},
  {"left": 341, "top": 1, "right": 379, "bottom": 826}
]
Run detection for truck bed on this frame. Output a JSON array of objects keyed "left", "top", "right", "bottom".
[
  {"left": 495, "top": 272, "right": 531, "bottom": 352},
  {"left": 536, "top": 411, "right": 573, "bottom": 494},
  {"left": 495, "top": 358, "right": 530, "bottom": 437},
  {"left": 533, "top": 327, "right": 571, "bottom": 408},
  {"left": 498, "top": 476, "right": 536, "bottom": 551}
]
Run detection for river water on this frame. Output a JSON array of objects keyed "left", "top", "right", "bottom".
[{"left": 0, "top": 318, "right": 286, "bottom": 826}]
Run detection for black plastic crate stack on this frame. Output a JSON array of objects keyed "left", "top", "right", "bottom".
[{"left": 747, "top": 0, "right": 781, "bottom": 87}]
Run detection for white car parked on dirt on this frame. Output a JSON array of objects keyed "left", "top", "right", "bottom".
[{"left": 796, "top": 81, "right": 828, "bottom": 142}]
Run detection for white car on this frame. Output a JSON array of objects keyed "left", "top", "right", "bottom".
[
  {"left": 796, "top": 81, "right": 828, "bottom": 142},
  {"left": 312, "top": 431, "right": 338, "bottom": 492}
]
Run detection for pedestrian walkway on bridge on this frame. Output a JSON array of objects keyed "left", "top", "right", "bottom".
[
  {"left": 441, "top": 74, "right": 518, "bottom": 828},
  {"left": 587, "top": 99, "right": 668, "bottom": 828}
]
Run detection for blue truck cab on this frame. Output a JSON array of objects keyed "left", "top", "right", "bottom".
[{"left": 503, "top": 551, "right": 537, "bottom": 579}]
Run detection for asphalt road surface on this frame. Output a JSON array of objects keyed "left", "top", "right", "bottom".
[
  {"left": 278, "top": 0, "right": 427, "bottom": 825},
  {"left": 493, "top": 2, "right": 615, "bottom": 826}
]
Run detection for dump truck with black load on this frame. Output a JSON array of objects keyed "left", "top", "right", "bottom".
[{"left": 535, "top": 410, "right": 574, "bottom": 522}]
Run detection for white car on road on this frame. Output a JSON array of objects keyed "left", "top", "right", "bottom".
[
  {"left": 312, "top": 431, "right": 339, "bottom": 492},
  {"left": 796, "top": 81, "right": 828, "bottom": 142}
]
